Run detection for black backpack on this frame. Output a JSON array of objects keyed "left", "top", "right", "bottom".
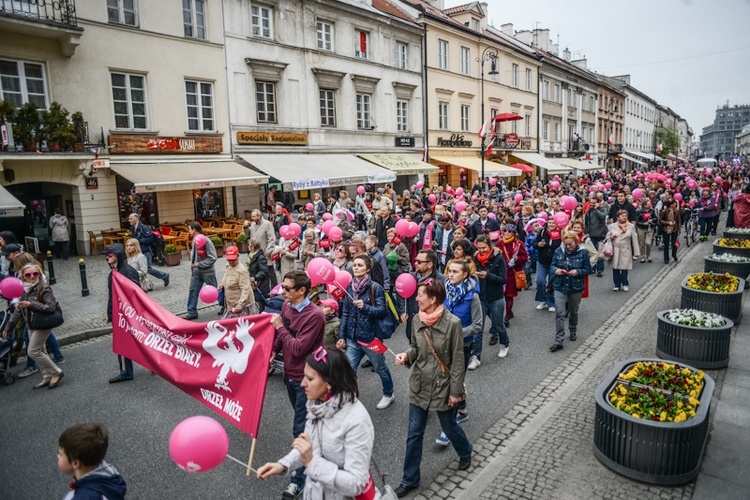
[{"left": 370, "top": 261, "right": 384, "bottom": 288}]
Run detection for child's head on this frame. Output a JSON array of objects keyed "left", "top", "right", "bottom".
[
  {"left": 319, "top": 299, "right": 339, "bottom": 316},
  {"left": 58, "top": 423, "right": 109, "bottom": 475}
]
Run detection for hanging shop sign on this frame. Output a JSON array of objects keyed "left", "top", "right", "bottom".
[
  {"left": 292, "top": 178, "right": 330, "bottom": 191},
  {"left": 436, "top": 134, "right": 473, "bottom": 148},
  {"left": 108, "top": 135, "right": 222, "bottom": 154},
  {"left": 504, "top": 133, "right": 519, "bottom": 148},
  {"left": 237, "top": 132, "right": 308, "bottom": 146}
]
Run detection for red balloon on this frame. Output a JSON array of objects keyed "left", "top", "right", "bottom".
[{"left": 395, "top": 273, "right": 417, "bottom": 298}]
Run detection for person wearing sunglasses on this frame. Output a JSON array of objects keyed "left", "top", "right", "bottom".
[
  {"left": 2, "top": 263, "right": 64, "bottom": 389},
  {"left": 104, "top": 243, "right": 141, "bottom": 383},
  {"left": 258, "top": 347, "right": 376, "bottom": 499},
  {"left": 396, "top": 249, "right": 444, "bottom": 342}
]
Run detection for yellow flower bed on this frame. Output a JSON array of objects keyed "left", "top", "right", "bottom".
[
  {"left": 685, "top": 272, "right": 739, "bottom": 293},
  {"left": 717, "top": 238, "right": 750, "bottom": 248}
]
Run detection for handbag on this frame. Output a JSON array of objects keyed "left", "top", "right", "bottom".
[
  {"left": 600, "top": 239, "right": 614, "bottom": 260},
  {"left": 545, "top": 275, "right": 557, "bottom": 295},
  {"left": 514, "top": 269, "right": 527, "bottom": 290},
  {"left": 370, "top": 286, "right": 398, "bottom": 340},
  {"left": 140, "top": 273, "right": 154, "bottom": 292},
  {"left": 28, "top": 286, "right": 64, "bottom": 330}
]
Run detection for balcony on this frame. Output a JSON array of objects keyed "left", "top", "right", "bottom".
[
  {"left": 607, "top": 143, "right": 623, "bottom": 156},
  {"left": 492, "top": 134, "right": 532, "bottom": 151},
  {"left": 1, "top": 0, "right": 83, "bottom": 56}
]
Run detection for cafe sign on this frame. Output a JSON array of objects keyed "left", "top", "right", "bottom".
[
  {"left": 237, "top": 132, "right": 308, "bottom": 146},
  {"left": 108, "top": 135, "right": 222, "bottom": 154},
  {"left": 437, "top": 134, "right": 473, "bottom": 148}
]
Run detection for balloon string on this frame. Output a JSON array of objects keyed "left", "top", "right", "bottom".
[{"left": 227, "top": 454, "right": 258, "bottom": 474}]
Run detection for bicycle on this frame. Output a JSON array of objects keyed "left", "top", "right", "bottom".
[{"left": 684, "top": 209, "right": 700, "bottom": 247}]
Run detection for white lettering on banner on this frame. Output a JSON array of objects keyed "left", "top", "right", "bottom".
[
  {"left": 145, "top": 332, "right": 176, "bottom": 357},
  {"left": 223, "top": 398, "right": 244, "bottom": 422},
  {"left": 175, "top": 345, "right": 202, "bottom": 367},
  {"left": 200, "top": 388, "right": 224, "bottom": 409},
  {"left": 291, "top": 178, "right": 330, "bottom": 190}
]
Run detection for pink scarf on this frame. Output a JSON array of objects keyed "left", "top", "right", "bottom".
[{"left": 419, "top": 305, "right": 444, "bottom": 326}]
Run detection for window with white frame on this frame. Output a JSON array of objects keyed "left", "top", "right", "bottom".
[
  {"left": 554, "top": 122, "right": 560, "bottom": 141},
  {"left": 252, "top": 5, "right": 272, "bottom": 39},
  {"left": 460, "top": 47, "right": 470, "bottom": 75},
  {"left": 471, "top": 18, "right": 479, "bottom": 31},
  {"left": 396, "top": 100, "right": 408, "bottom": 132},
  {"left": 319, "top": 89, "right": 335, "bottom": 127},
  {"left": 589, "top": 95, "right": 595, "bottom": 112},
  {"left": 511, "top": 119, "right": 518, "bottom": 134},
  {"left": 438, "top": 101, "right": 449, "bottom": 130},
  {"left": 490, "top": 108, "right": 498, "bottom": 121},
  {"left": 183, "top": 0, "right": 206, "bottom": 39},
  {"left": 316, "top": 20, "right": 333, "bottom": 51},
  {"left": 107, "top": 0, "right": 138, "bottom": 26},
  {"left": 554, "top": 84, "right": 560, "bottom": 103},
  {"left": 543, "top": 120, "right": 549, "bottom": 140},
  {"left": 543, "top": 80, "right": 549, "bottom": 100},
  {"left": 0, "top": 59, "right": 48, "bottom": 108},
  {"left": 437, "top": 40, "right": 448, "bottom": 70},
  {"left": 396, "top": 42, "right": 407, "bottom": 69},
  {"left": 111, "top": 72, "right": 148, "bottom": 129},
  {"left": 460, "top": 105, "right": 470, "bottom": 132},
  {"left": 525, "top": 68, "right": 532, "bottom": 91},
  {"left": 511, "top": 64, "right": 518, "bottom": 87},
  {"left": 525, "top": 114, "right": 531, "bottom": 136},
  {"left": 255, "top": 81, "right": 276, "bottom": 123},
  {"left": 355, "top": 30, "right": 368, "bottom": 59},
  {"left": 356, "top": 93, "right": 371, "bottom": 129},
  {"left": 185, "top": 80, "right": 214, "bottom": 131}
]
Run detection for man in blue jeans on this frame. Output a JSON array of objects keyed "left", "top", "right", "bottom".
[
  {"left": 584, "top": 197, "right": 608, "bottom": 277},
  {"left": 129, "top": 214, "right": 169, "bottom": 287},
  {"left": 270, "top": 271, "right": 325, "bottom": 500},
  {"left": 185, "top": 222, "right": 217, "bottom": 320}
]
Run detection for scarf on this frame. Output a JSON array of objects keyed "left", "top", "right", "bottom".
[
  {"left": 352, "top": 275, "right": 370, "bottom": 299},
  {"left": 23, "top": 280, "right": 39, "bottom": 294},
  {"left": 618, "top": 222, "right": 628, "bottom": 234},
  {"left": 306, "top": 394, "right": 342, "bottom": 421},
  {"left": 476, "top": 249, "right": 492, "bottom": 267},
  {"left": 419, "top": 305, "right": 444, "bottom": 326},
  {"left": 502, "top": 233, "right": 515, "bottom": 245},
  {"left": 445, "top": 279, "right": 469, "bottom": 309}
]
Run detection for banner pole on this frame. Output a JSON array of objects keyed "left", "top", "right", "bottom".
[{"left": 246, "top": 437, "right": 257, "bottom": 476}]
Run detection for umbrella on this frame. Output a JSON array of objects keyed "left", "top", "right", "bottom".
[
  {"left": 493, "top": 112, "right": 523, "bottom": 122},
  {"left": 508, "top": 163, "right": 535, "bottom": 173},
  {"left": 335, "top": 208, "right": 354, "bottom": 221}
]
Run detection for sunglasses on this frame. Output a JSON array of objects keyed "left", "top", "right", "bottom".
[
  {"left": 313, "top": 345, "right": 328, "bottom": 364},
  {"left": 281, "top": 285, "right": 296, "bottom": 291},
  {"left": 23, "top": 271, "right": 41, "bottom": 279},
  {"left": 414, "top": 259, "right": 429, "bottom": 264},
  {"left": 105, "top": 252, "right": 114, "bottom": 258}
]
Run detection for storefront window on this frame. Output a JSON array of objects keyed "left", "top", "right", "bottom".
[
  {"left": 194, "top": 188, "right": 225, "bottom": 219},
  {"left": 438, "top": 168, "right": 447, "bottom": 187},
  {"left": 459, "top": 168, "right": 468, "bottom": 188},
  {"left": 116, "top": 176, "right": 158, "bottom": 227}
]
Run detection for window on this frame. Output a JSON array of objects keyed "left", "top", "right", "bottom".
[
  {"left": 256, "top": 81, "right": 276, "bottom": 123},
  {"left": 111, "top": 72, "right": 147, "bottom": 129},
  {"left": 252, "top": 5, "right": 272, "bottom": 38},
  {"left": 460, "top": 47, "right": 470, "bottom": 75},
  {"left": 438, "top": 101, "right": 448, "bottom": 130},
  {"left": 437, "top": 40, "right": 448, "bottom": 70},
  {"left": 525, "top": 68, "right": 532, "bottom": 90},
  {"left": 471, "top": 18, "right": 479, "bottom": 31},
  {"left": 554, "top": 122, "right": 560, "bottom": 141},
  {"left": 183, "top": 0, "right": 206, "bottom": 39},
  {"left": 589, "top": 95, "right": 594, "bottom": 112},
  {"left": 396, "top": 42, "right": 407, "bottom": 69},
  {"left": 511, "top": 64, "right": 518, "bottom": 87},
  {"left": 396, "top": 100, "right": 408, "bottom": 132},
  {"left": 185, "top": 80, "right": 214, "bottom": 131},
  {"left": 355, "top": 30, "right": 368, "bottom": 59},
  {"left": 566, "top": 89, "right": 572, "bottom": 107},
  {"left": 107, "top": 0, "right": 138, "bottom": 26},
  {"left": 543, "top": 120, "right": 549, "bottom": 140},
  {"left": 543, "top": 80, "right": 549, "bottom": 100},
  {"left": 0, "top": 59, "right": 47, "bottom": 108},
  {"left": 460, "top": 105, "right": 470, "bottom": 132},
  {"left": 525, "top": 114, "right": 531, "bottom": 136},
  {"left": 319, "top": 89, "right": 335, "bottom": 127},
  {"left": 553, "top": 84, "right": 560, "bottom": 103},
  {"left": 356, "top": 93, "right": 371, "bottom": 129},
  {"left": 511, "top": 119, "right": 517, "bottom": 134},
  {"left": 316, "top": 20, "right": 333, "bottom": 51}
]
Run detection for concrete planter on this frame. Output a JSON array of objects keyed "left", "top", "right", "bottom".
[
  {"left": 680, "top": 275, "right": 745, "bottom": 323},
  {"left": 703, "top": 256, "right": 750, "bottom": 282},
  {"left": 712, "top": 240, "right": 750, "bottom": 258},
  {"left": 722, "top": 230, "right": 750, "bottom": 239},
  {"left": 656, "top": 311, "right": 733, "bottom": 369},
  {"left": 593, "top": 359, "right": 715, "bottom": 485}
]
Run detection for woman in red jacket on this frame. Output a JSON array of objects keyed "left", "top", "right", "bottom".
[{"left": 497, "top": 223, "right": 528, "bottom": 326}]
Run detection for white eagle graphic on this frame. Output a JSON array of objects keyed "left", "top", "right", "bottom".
[{"left": 202, "top": 318, "right": 255, "bottom": 392}]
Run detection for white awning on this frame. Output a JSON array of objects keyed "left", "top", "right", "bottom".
[
  {"left": 619, "top": 154, "right": 647, "bottom": 166},
  {"left": 239, "top": 154, "right": 397, "bottom": 190},
  {"left": 625, "top": 150, "right": 657, "bottom": 162},
  {"left": 358, "top": 154, "right": 439, "bottom": 176},
  {"left": 430, "top": 156, "right": 521, "bottom": 177},
  {"left": 510, "top": 152, "right": 571, "bottom": 173},
  {"left": 0, "top": 185, "right": 24, "bottom": 217},
  {"left": 110, "top": 161, "right": 268, "bottom": 193},
  {"left": 553, "top": 157, "right": 604, "bottom": 172}
]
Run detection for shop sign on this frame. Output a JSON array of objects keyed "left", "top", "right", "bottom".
[
  {"left": 367, "top": 172, "right": 397, "bottom": 183},
  {"left": 395, "top": 137, "right": 415, "bottom": 147},
  {"left": 504, "top": 133, "right": 519, "bottom": 148},
  {"left": 237, "top": 132, "right": 308, "bottom": 146},
  {"left": 147, "top": 138, "right": 195, "bottom": 151},
  {"left": 85, "top": 176, "right": 98, "bottom": 189},
  {"left": 93, "top": 158, "right": 110, "bottom": 169},
  {"left": 292, "top": 178, "right": 330, "bottom": 190},
  {"left": 436, "top": 134, "right": 473, "bottom": 147},
  {"left": 108, "top": 135, "right": 222, "bottom": 154}
]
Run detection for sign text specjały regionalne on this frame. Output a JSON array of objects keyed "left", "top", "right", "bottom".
[{"left": 237, "top": 132, "right": 308, "bottom": 146}]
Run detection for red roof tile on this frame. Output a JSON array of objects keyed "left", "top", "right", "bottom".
[{"left": 372, "top": 0, "right": 416, "bottom": 24}]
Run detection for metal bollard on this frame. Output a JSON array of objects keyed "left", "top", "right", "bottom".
[
  {"left": 46, "top": 250, "right": 56, "bottom": 285},
  {"left": 79, "top": 258, "right": 89, "bottom": 297}
]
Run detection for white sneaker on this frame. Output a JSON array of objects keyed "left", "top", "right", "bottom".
[
  {"left": 467, "top": 355, "right": 481, "bottom": 370},
  {"left": 376, "top": 394, "right": 395, "bottom": 410},
  {"left": 497, "top": 346, "right": 509, "bottom": 358},
  {"left": 613, "top": 286, "right": 620, "bottom": 291},
  {"left": 536, "top": 302, "right": 546, "bottom": 310},
  {"left": 548, "top": 306, "right": 556, "bottom": 312},
  {"left": 622, "top": 285, "right": 629, "bottom": 291}
]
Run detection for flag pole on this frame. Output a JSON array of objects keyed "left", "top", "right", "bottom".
[{"left": 246, "top": 437, "right": 257, "bottom": 476}]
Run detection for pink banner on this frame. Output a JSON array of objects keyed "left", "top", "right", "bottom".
[{"left": 111, "top": 272, "right": 275, "bottom": 438}]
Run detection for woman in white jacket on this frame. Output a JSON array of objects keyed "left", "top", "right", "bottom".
[{"left": 258, "top": 347, "right": 377, "bottom": 500}]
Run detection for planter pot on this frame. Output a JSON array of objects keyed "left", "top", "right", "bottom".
[
  {"left": 680, "top": 276, "right": 745, "bottom": 323},
  {"left": 704, "top": 256, "right": 750, "bottom": 282},
  {"left": 723, "top": 230, "right": 750, "bottom": 239},
  {"left": 215, "top": 246, "right": 224, "bottom": 258},
  {"left": 22, "top": 140, "right": 36, "bottom": 152},
  {"left": 656, "top": 311, "right": 733, "bottom": 369},
  {"left": 712, "top": 240, "right": 750, "bottom": 258},
  {"left": 593, "top": 358, "right": 715, "bottom": 485},
  {"left": 163, "top": 252, "right": 181, "bottom": 266},
  {"left": 236, "top": 241, "right": 249, "bottom": 254}
]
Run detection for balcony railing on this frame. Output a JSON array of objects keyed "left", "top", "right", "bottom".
[
  {"left": 607, "top": 144, "right": 623, "bottom": 156},
  {"left": 0, "top": 0, "right": 78, "bottom": 28}
]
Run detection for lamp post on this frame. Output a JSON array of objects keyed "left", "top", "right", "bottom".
[{"left": 478, "top": 47, "right": 498, "bottom": 193}]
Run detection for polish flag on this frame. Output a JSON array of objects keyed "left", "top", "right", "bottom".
[
  {"left": 478, "top": 119, "right": 489, "bottom": 138},
  {"left": 608, "top": 133, "right": 613, "bottom": 145},
  {"left": 657, "top": 143, "right": 663, "bottom": 152},
  {"left": 484, "top": 142, "right": 494, "bottom": 158},
  {"left": 357, "top": 338, "right": 388, "bottom": 355},
  {"left": 421, "top": 141, "right": 428, "bottom": 162}
]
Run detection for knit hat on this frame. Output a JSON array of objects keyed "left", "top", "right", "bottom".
[{"left": 504, "top": 223, "right": 517, "bottom": 232}]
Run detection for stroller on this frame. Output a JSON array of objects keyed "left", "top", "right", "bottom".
[{"left": 0, "top": 309, "right": 16, "bottom": 386}]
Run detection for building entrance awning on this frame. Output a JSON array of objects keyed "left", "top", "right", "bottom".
[
  {"left": 618, "top": 154, "right": 647, "bottom": 166},
  {"left": 0, "top": 184, "right": 25, "bottom": 217},
  {"left": 110, "top": 161, "right": 268, "bottom": 193},
  {"left": 430, "top": 156, "right": 520, "bottom": 177},
  {"left": 239, "top": 154, "right": 397, "bottom": 191},
  {"left": 358, "top": 154, "right": 438, "bottom": 176},
  {"left": 625, "top": 150, "right": 656, "bottom": 162},
  {"left": 510, "top": 152, "right": 571, "bottom": 173},
  {"left": 553, "top": 158, "right": 604, "bottom": 172}
]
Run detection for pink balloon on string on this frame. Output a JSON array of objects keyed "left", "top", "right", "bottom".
[
  {"left": 357, "top": 185, "right": 365, "bottom": 195},
  {"left": 407, "top": 221, "right": 420, "bottom": 237},
  {"left": 455, "top": 201, "right": 467, "bottom": 213},
  {"left": 199, "top": 285, "right": 219, "bottom": 304},
  {"left": 689, "top": 199, "right": 696, "bottom": 208},
  {"left": 488, "top": 212, "right": 497, "bottom": 219},
  {"left": 560, "top": 196, "right": 576, "bottom": 211},
  {"left": 674, "top": 193, "right": 683, "bottom": 202},
  {"left": 428, "top": 194, "right": 436, "bottom": 204},
  {"left": 632, "top": 188, "right": 644, "bottom": 200},
  {"left": 538, "top": 211, "right": 549, "bottom": 220},
  {"left": 322, "top": 213, "right": 333, "bottom": 221},
  {"left": 307, "top": 258, "right": 336, "bottom": 286},
  {"left": 605, "top": 182, "right": 612, "bottom": 189},
  {"left": 455, "top": 187, "right": 464, "bottom": 197},
  {"left": 279, "top": 225, "right": 290, "bottom": 238},
  {"left": 287, "top": 223, "right": 302, "bottom": 238},
  {"left": 514, "top": 194, "right": 523, "bottom": 203},
  {"left": 328, "top": 226, "right": 343, "bottom": 241},
  {"left": 394, "top": 273, "right": 417, "bottom": 298},
  {"left": 321, "top": 220, "right": 336, "bottom": 235},
  {"left": 553, "top": 212, "right": 570, "bottom": 228},
  {"left": 334, "top": 269, "right": 352, "bottom": 290},
  {"left": 416, "top": 181, "right": 424, "bottom": 189},
  {"left": 489, "top": 178, "right": 497, "bottom": 186},
  {"left": 192, "top": 234, "right": 207, "bottom": 248},
  {"left": 169, "top": 416, "right": 229, "bottom": 474},
  {"left": 0, "top": 277, "right": 24, "bottom": 300},
  {"left": 395, "top": 219, "right": 410, "bottom": 236},
  {"left": 549, "top": 181, "right": 560, "bottom": 190},
  {"left": 687, "top": 180, "right": 698, "bottom": 189},
  {"left": 715, "top": 176, "right": 723, "bottom": 183},
  {"left": 305, "top": 203, "right": 314, "bottom": 211}
]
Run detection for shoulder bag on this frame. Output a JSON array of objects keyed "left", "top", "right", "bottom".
[
  {"left": 140, "top": 272, "right": 154, "bottom": 292},
  {"left": 370, "top": 285, "right": 398, "bottom": 340},
  {"left": 422, "top": 327, "right": 467, "bottom": 401},
  {"left": 502, "top": 242, "right": 527, "bottom": 290},
  {"left": 28, "top": 286, "right": 64, "bottom": 330}
]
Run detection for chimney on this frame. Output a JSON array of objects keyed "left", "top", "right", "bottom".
[
  {"left": 562, "top": 47, "right": 571, "bottom": 62},
  {"left": 500, "top": 23, "right": 513, "bottom": 36},
  {"left": 423, "top": 0, "right": 445, "bottom": 9},
  {"left": 515, "top": 30, "right": 533, "bottom": 45},
  {"left": 571, "top": 58, "right": 587, "bottom": 69},
  {"left": 536, "top": 29, "right": 550, "bottom": 51},
  {"left": 550, "top": 43, "right": 559, "bottom": 56}
]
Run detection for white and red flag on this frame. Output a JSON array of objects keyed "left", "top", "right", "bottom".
[
  {"left": 357, "top": 338, "right": 388, "bottom": 355},
  {"left": 478, "top": 119, "right": 489, "bottom": 138},
  {"left": 608, "top": 133, "right": 613, "bottom": 145}
]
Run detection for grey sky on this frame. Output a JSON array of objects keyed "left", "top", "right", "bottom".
[{"left": 447, "top": 0, "right": 750, "bottom": 135}]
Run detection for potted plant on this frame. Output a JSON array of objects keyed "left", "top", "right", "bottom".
[
  {"left": 71, "top": 111, "right": 86, "bottom": 152},
  {"left": 712, "top": 237, "right": 750, "bottom": 258},
  {"left": 594, "top": 359, "right": 715, "bottom": 485},
  {"left": 236, "top": 232, "right": 249, "bottom": 253},
  {"left": 210, "top": 235, "right": 224, "bottom": 258},
  {"left": 656, "top": 309, "right": 733, "bottom": 369},
  {"left": 0, "top": 100, "right": 16, "bottom": 123},
  {"left": 723, "top": 227, "right": 750, "bottom": 239},
  {"left": 681, "top": 272, "right": 744, "bottom": 323},
  {"left": 704, "top": 252, "right": 750, "bottom": 282},
  {"left": 13, "top": 102, "right": 40, "bottom": 151},
  {"left": 41, "top": 102, "right": 74, "bottom": 152},
  {"left": 163, "top": 244, "right": 181, "bottom": 266}
]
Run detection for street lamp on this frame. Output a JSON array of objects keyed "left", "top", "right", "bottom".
[{"left": 478, "top": 47, "right": 498, "bottom": 192}]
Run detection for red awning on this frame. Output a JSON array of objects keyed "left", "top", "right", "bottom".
[
  {"left": 508, "top": 163, "right": 535, "bottom": 173},
  {"left": 493, "top": 112, "right": 523, "bottom": 122}
]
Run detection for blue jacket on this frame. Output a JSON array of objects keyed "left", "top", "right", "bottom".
[
  {"left": 550, "top": 244, "right": 593, "bottom": 295},
  {"left": 524, "top": 232, "right": 539, "bottom": 259},
  {"left": 697, "top": 195, "right": 717, "bottom": 218},
  {"left": 338, "top": 279, "right": 388, "bottom": 343}
]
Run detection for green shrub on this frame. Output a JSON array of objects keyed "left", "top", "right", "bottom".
[{"left": 164, "top": 244, "right": 178, "bottom": 254}]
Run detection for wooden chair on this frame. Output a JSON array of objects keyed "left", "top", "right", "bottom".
[
  {"left": 172, "top": 231, "right": 189, "bottom": 256},
  {"left": 87, "top": 231, "right": 105, "bottom": 255}
]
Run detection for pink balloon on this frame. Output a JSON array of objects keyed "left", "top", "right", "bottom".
[
  {"left": 632, "top": 188, "right": 644, "bottom": 200},
  {"left": 689, "top": 199, "right": 696, "bottom": 207},
  {"left": 514, "top": 194, "right": 523, "bottom": 203},
  {"left": 305, "top": 203, "right": 314, "bottom": 211},
  {"left": 553, "top": 212, "right": 570, "bottom": 228},
  {"left": 560, "top": 196, "right": 577, "bottom": 211},
  {"left": 455, "top": 201, "right": 467, "bottom": 213},
  {"left": 307, "top": 257, "right": 336, "bottom": 286},
  {"left": 322, "top": 213, "right": 333, "bottom": 221},
  {"left": 455, "top": 187, "right": 464, "bottom": 197},
  {"left": 395, "top": 219, "right": 411, "bottom": 237},
  {"left": 357, "top": 185, "right": 365, "bottom": 195},
  {"left": 169, "top": 416, "right": 229, "bottom": 473},
  {"left": 715, "top": 176, "right": 723, "bottom": 183},
  {"left": 428, "top": 194, "right": 436, "bottom": 204},
  {"left": 279, "top": 225, "right": 290, "bottom": 238},
  {"left": 605, "top": 182, "right": 612, "bottom": 189},
  {"left": 549, "top": 181, "right": 560, "bottom": 190},
  {"left": 322, "top": 220, "right": 336, "bottom": 235},
  {"left": 192, "top": 234, "right": 207, "bottom": 248},
  {"left": 553, "top": 175, "right": 560, "bottom": 181},
  {"left": 687, "top": 180, "right": 698, "bottom": 190},
  {"left": 589, "top": 186, "right": 596, "bottom": 192},
  {"left": 471, "top": 195, "right": 479, "bottom": 201},
  {"left": 489, "top": 178, "right": 497, "bottom": 186},
  {"left": 395, "top": 273, "right": 417, "bottom": 298},
  {"left": 328, "top": 226, "right": 343, "bottom": 241},
  {"left": 674, "top": 193, "right": 683, "bottom": 201},
  {"left": 287, "top": 223, "right": 302, "bottom": 238},
  {"left": 488, "top": 212, "right": 497, "bottom": 219},
  {"left": 199, "top": 285, "right": 219, "bottom": 304},
  {"left": 407, "top": 221, "right": 420, "bottom": 237},
  {"left": 416, "top": 181, "right": 424, "bottom": 189},
  {"left": 334, "top": 269, "right": 352, "bottom": 290},
  {"left": 0, "top": 277, "right": 24, "bottom": 300},
  {"left": 538, "top": 211, "right": 549, "bottom": 220}
]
